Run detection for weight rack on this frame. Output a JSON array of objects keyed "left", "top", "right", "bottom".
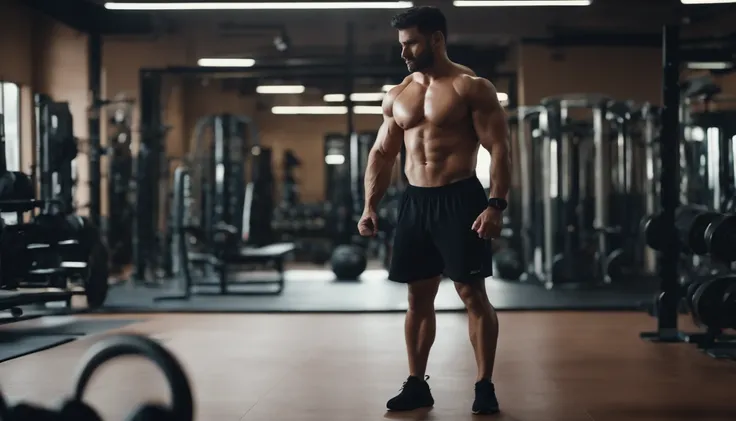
[{"left": 640, "top": 25, "right": 736, "bottom": 361}]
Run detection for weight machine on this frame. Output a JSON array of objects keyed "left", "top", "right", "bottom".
[
  {"left": 0, "top": 95, "right": 109, "bottom": 315},
  {"left": 103, "top": 98, "right": 135, "bottom": 270},
  {"left": 518, "top": 95, "right": 651, "bottom": 289},
  {"left": 34, "top": 94, "right": 77, "bottom": 214},
  {"left": 281, "top": 149, "right": 301, "bottom": 207},
  {"left": 158, "top": 114, "right": 295, "bottom": 300}
]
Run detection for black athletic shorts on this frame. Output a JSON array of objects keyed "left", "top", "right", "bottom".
[{"left": 388, "top": 176, "right": 494, "bottom": 284}]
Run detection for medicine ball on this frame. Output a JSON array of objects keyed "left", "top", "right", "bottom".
[
  {"left": 330, "top": 244, "right": 367, "bottom": 281},
  {"left": 493, "top": 248, "right": 524, "bottom": 280}
]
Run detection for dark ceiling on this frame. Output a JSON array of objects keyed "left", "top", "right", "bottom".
[
  {"left": 21, "top": 0, "right": 736, "bottom": 78},
  {"left": 26, "top": 0, "right": 736, "bottom": 43}
]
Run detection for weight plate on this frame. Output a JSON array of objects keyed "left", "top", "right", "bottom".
[
  {"left": 687, "top": 212, "right": 719, "bottom": 255},
  {"left": 603, "top": 248, "right": 631, "bottom": 282},
  {"left": 642, "top": 214, "right": 664, "bottom": 251},
  {"left": 71, "top": 217, "right": 110, "bottom": 309},
  {"left": 684, "top": 278, "right": 703, "bottom": 313},
  {"left": 691, "top": 276, "right": 736, "bottom": 329},
  {"left": 720, "top": 282, "right": 736, "bottom": 330},
  {"left": 85, "top": 242, "right": 110, "bottom": 309},
  {"left": 705, "top": 215, "right": 736, "bottom": 263},
  {"left": 550, "top": 250, "right": 596, "bottom": 285}
]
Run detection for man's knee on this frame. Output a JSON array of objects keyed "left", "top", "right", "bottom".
[
  {"left": 454, "top": 280, "right": 490, "bottom": 314},
  {"left": 408, "top": 277, "right": 441, "bottom": 311}
]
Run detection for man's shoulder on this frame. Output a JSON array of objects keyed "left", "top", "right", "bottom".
[
  {"left": 454, "top": 63, "right": 478, "bottom": 77},
  {"left": 386, "top": 75, "right": 415, "bottom": 97},
  {"left": 452, "top": 72, "right": 492, "bottom": 97},
  {"left": 382, "top": 76, "right": 415, "bottom": 116}
]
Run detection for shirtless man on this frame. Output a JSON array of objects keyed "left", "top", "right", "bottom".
[{"left": 357, "top": 6, "right": 511, "bottom": 415}]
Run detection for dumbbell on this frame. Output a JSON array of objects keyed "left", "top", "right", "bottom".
[
  {"left": 642, "top": 207, "right": 736, "bottom": 262},
  {"left": 690, "top": 275, "right": 736, "bottom": 330},
  {"left": 703, "top": 213, "right": 736, "bottom": 263},
  {"left": 641, "top": 214, "right": 666, "bottom": 251},
  {"left": 674, "top": 206, "right": 719, "bottom": 256},
  {"left": 721, "top": 281, "right": 736, "bottom": 329}
]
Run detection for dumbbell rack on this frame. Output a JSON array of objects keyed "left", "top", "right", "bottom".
[
  {"left": 639, "top": 25, "right": 736, "bottom": 362},
  {"left": 680, "top": 329, "right": 736, "bottom": 359}
]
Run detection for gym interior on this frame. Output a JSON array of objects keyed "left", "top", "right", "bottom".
[{"left": 1, "top": 0, "right": 736, "bottom": 419}]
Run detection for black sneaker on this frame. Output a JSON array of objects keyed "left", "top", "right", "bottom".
[
  {"left": 472, "top": 379, "right": 500, "bottom": 415},
  {"left": 386, "top": 375, "right": 435, "bottom": 411}
]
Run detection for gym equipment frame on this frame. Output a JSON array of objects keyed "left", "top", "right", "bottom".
[{"left": 641, "top": 25, "right": 736, "bottom": 354}]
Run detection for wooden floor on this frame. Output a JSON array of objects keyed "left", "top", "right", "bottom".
[{"left": 1, "top": 312, "right": 735, "bottom": 421}]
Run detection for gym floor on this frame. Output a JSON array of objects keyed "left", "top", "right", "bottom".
[
  {"left": 1, "top": 312, "right": 735, "bottom": 421},
  {"left": 102, "top": 262, "right": 660, "bottom": 313}
]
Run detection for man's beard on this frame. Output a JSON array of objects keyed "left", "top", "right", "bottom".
[{"left": 406, "top": 47, "right": 434, "bottom": 72}]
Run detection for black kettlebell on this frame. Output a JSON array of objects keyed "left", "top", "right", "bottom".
[
  {"left": 0, "top": 334, "right": 194, "bottom": 421},
  {"left": 69, "top": 334, "right": 195, "bottom": 421}
]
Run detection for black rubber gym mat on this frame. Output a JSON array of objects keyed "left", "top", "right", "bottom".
[
  {"left": 0, "top": 318, "right": 143, "bottom": 336},
  {"left": 0, "top": 334, "right": 76, "bottom": 363},
  {"left": 103, "top": 269, "right": 657, "bottom": 313}
]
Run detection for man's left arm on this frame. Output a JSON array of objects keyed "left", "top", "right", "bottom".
[{"left": 469, "top": 78, "right": 511, "bottom": 202}]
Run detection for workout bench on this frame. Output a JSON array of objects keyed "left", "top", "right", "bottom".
[
  {"left": 156, "top": 223, "right": 295, "bottom": 301},
  {"left": 203, "top": 241, "right": 296, "bottom": 296},
  {"left": 158, "top": 166, "right": 296, "bottom": 301},
  {"left": 1, "top": 289, "right": 74, "bottom": 318}
]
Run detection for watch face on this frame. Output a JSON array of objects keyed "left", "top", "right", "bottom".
[{"left": 488, "top": 198, "right": 507, "bottom": 210}]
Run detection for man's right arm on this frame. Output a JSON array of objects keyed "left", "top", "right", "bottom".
[{"left": 364, "top": 90, "right": 404, "bottom": 212}]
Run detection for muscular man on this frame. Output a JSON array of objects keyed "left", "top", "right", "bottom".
[{"left": 357, "top": 6, "right": 511, "bottom": 416}]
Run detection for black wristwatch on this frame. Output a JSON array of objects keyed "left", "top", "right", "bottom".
[{"left": 487, "top": 198, "right": 507, "bottom": 211}]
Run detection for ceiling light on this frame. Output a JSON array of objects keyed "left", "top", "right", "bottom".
[
  {"left": 687, "top": 62, "right": 734, "bottom": 70},
  {"left": 325, "top": 154, "right": 346, "bottom": 165},
  {"left": 681, "top": 0, "right": 736, "bottom": 4},
  {"left": 354, "top": 106, "right": 383, "bottom": 114},
  {"left": 256, "top": 85, "right": 306, "bottom": 94},
  {"left": 105, "top": 2, "right": 413, "bottom": 10},
  {"left": 197, "top": 58, "right": 255, "bottom": 67},
  {"left": 272, "top": 106, "right": 345, "bottom": 115},
  {"left": 324, "top": 93, "right": 386, "bottom": 102},
  {"left": 381, "top": 84, "right": 397, "bottom": 92},
  {"left": 497, "top": 92, "right": 509, "bottom": 102},
  {"left": 454, "top": 0, "right": 590, "bottom": 6}
]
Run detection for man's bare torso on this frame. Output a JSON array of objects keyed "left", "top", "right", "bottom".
[{"left": 385, "top": 63, "right": 481, "bottom": 187}]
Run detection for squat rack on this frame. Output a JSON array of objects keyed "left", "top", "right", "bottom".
[{"left": 641, "top": 25, "right": 736, "bottom": 343}]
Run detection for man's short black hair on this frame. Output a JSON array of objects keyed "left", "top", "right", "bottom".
[{"left": 390, "top": 6, "right": 447, "bottom": 41}]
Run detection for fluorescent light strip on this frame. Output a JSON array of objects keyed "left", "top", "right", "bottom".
[
  {"left": 105, "top": 2, "right": 413, "bottom": 10},
  {"left": 681, "top": 0, "right": 736, "bottom": 4},
  {"left": 324, "top": 93, "right": 386, "bottom": 102},
  {"left": 197, "top": 58, "right": 255, "bottom": 67},
  {"left": 355, "top": 106, "right": 383, "bottom": 114},
  {"left": 272, "top": 106, "right": 383, "bottom": 115},
  {"left": 256, "top": 85, "right": 306, "bottom": 94},
  {"left": 325, "top": 154, "right": 346, "bottom": 165},
  {"left": 454, "top": 0, "right": 590, "bottom": 6},
  {"left": 687, "top": 62, "right": 734, "bottom": 70},
  {"left": 382, "top": 84, "right": 397, "bottom": 92}
]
